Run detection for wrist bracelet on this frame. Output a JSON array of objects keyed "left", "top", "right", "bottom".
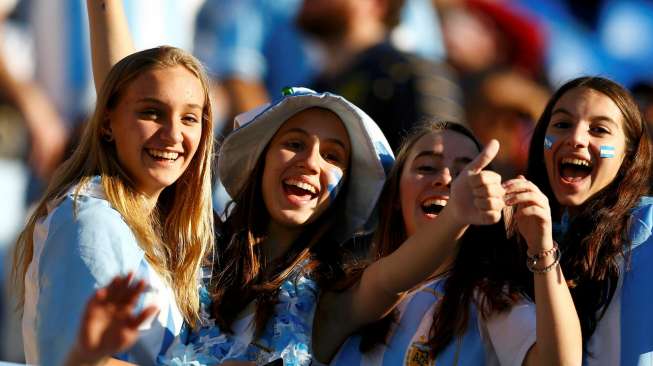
[
  {"left": 527, "top": 245, "right": 561, "bottom": 274},
  {"left": 527, "top": 241, "right": 558, "bottom": 260}
]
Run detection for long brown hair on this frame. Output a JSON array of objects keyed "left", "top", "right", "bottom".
[
  {"left": 525, "top": 76, "right": 653, "bottom": 343},
  {"left": 13, "top": 46, "right": 215, "bottom": 325},
  {"left": 357, "top": 121, "right": 526, "bottom": 358},
  {"left": 210, "top": 131, "right": 351, "bottom": 336}
]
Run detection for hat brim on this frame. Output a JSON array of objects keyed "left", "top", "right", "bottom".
[{"left": 218, "top": 92, "right": 394, "bottom": 240}]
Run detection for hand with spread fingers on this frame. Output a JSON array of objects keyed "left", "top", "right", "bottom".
[
  {"left": 448, "top": 139, "right": 505, "bottom": 226},
  {"left": 503, "top": 175, "right": 553, "bottom": 252},
  {"left": 66, "top": 273, "right": 158, "bottom": 366}
]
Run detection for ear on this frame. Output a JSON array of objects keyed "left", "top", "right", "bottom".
[{"left": 102, "top": 112, "right": 114, "bottom": 142}]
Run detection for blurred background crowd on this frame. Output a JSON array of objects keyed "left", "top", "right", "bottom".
[{"left": 1, "top": 0, "right": 652, "bottom": 362}]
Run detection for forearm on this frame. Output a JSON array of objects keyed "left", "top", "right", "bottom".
[
  {"left": 64, "top": 347, "right": 107, "bottom": 366},
  {"left": 374, "top": 206, "right": 466, "bottom": 294},
  {"left": 65, "top": 350, "right": 135, "bottom": 366},
  {"left": 316, "top": 207, "right": 466, "bottom": 358},
  {"left": 352, "top": 206, "right": 466, "bottom": 324},
  {"left": 525, "top": 237, "right": 582, "bottom": 366},
  {"left": 86, "top": 0, "right": 134, "bottom": 91}
]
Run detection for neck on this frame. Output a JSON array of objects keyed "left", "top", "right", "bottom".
[
  {"left": 262, "top": 220, "right": 303, "bottom": 262},
  {"left": 140, "top": 190, "right": 162, "bottom": 215},
  {"left": 321, "top": 23, "right": 387, "bottom": 76}
]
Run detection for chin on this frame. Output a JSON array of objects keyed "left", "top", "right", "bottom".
[
  {"left": 554, "top": 192, "right": 588, "bottom": 208},
  {"left": 274, "top": 211, "right": 313, "bottom": 227}
]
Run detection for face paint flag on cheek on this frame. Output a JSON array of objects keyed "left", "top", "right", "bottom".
[
  {"left": 326, "top": 168, "right": 344, "bottom": 203},
  {"left": 600, "top": 145, "right": 616, "bottom": 158},
  {"left": 544, "top": 135, "right": 555, "bottom": 150}
]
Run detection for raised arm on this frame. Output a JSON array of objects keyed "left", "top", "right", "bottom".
[
  {"left": 86, "top": 0, "right": 134, "bottom": 92},
  {"left": 314, "top": 140, "right": 505, "bottom": 360},
  {"left": 503, "top": 176, "right": 581, "bottom": 366}
]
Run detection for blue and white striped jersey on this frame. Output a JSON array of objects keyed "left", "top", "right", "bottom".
[
  {"left": 585, "top": 196, "right": 653, "bottom": 366},
  {"left": 330, "top": 277, "right": 536, "bottom": 366}
]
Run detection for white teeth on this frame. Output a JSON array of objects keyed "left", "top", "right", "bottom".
[
  {"left": 148, "top": 149, "right": 179, "bottom": 160},
  {"left": 561, "top": 157, "right": 591, "bottom": 167},
  {"left": 285, "top": 179, "right": 317, "bottom": 194},
  {"left": 422, "top": 198, "right": 448, "bottom": 207}
]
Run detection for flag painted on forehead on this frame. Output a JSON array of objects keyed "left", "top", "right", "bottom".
[
  {"left": 600, "top": 145, "right": 616, "bottom": 158},
  {"left": 326, "top": 168, "right": 344, "bottom": 203},
  {"left": 544, "top": 135, "right": 555, "bottom": 150}
]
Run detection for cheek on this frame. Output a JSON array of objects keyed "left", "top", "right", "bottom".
[
  {"left": 399, "top": 176, "right": 417, "bottom": 214},
  {"left": 597, "top": 154, "right": 624, "bottom": 182},
  {"left": 185, "top": 126, "right": 203, "bottom": 153},
  {"left": 543, "top": 149, "right": 555, "bottom": 174}
]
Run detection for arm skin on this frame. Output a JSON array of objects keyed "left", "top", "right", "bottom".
[
  {"left": 86, "top": 0, "right": 134, "bottom": 92},
  {"left": 313, "top": 140, "right": 506, "bottom": 362},
  {"left": 0, "top": 28, "right": 68, "bottom": 179},
  {"left": 504, "top": 177, "right": 582, "bottom": 366}
]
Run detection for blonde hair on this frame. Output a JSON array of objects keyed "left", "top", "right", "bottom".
[{"left": 13, "top": 46, "right": 214, "bottom": 325}]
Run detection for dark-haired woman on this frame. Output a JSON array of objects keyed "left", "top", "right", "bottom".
[
  {"left": 329, "top": 121, "right": 581, "bottom": 365},
  {"left": 522, "top": 76, "right": 653, "bottom": 365}
]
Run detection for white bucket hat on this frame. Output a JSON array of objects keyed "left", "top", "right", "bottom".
[{"left": 218, "top": 87, "right": 394, "bottom": 241}]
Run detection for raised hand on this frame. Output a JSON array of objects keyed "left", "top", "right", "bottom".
[
  {"left": 66, "top": 273, "right": 158, "bottom": 366},
  {"left": 503, "top": 175, "right": 553, "bottom": 252},
  {"left": 448, "top": 139, "right": 505, "bottom": 226}
]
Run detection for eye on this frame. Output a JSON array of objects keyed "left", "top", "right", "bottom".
[
  {"left": 139, "top": 109, "right": 160, "bottom": 119},
  {"left": 417, "top": 165, "right": 437, "bottom": 173},
  {"left": 283, "top": 140, "right": 304, "bottom": 151},
  {"left": 590, "top": 125, "right": 611, "bottom": 135},
  {"left": 182, "top": 114, "right": 200, "bottom": 124},
  {"left": 551, "top": 120, "right": 571, "bottom": 129},
  {"left": 321, "top": 151, "right": 343, "bottom": 165}
]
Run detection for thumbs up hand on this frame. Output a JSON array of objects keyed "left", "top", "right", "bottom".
[{"left": 448, "top": 139, "right": 505, "bottom": 226}]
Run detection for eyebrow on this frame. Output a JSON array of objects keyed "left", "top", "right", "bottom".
[
  {"left": 136, "top": 97, "right": 203, "bottom": 111},
  {"left": 414, "top": 151, "right": 473, "bottom": 164},
  {"left": 551, "top": 107, "right": 619, "bottom": 127},
  {"left": 284, "top": 127, "right": 349, "bottom": 151}
]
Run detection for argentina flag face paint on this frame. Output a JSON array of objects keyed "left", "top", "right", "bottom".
[
  {"left": 599, "top": 145, "right": 616, "bottom": 158},
  {"left": 544, "top": 135, "right": 555, "bottom": 150},
  {"left": 326, "top": 167, "right": 345, "bottom": 204}
]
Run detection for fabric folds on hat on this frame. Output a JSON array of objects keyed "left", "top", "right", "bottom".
[{"left": 219, "top": 87, "right": 394, "bottom": 242}]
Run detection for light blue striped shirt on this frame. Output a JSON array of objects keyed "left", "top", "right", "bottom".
[
  {"left": 331, "top": 277, "right": 536, "bottom": 366},
  {"left": 585, "top": 196, "right": 653, "bottom": 366},
  {"left": 22, "top": 178, "right": 184, "bottom": 366}
]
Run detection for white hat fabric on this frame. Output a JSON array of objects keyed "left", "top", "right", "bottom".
[{"left": 218, "top": 87, "right": 394, "bottom": 241}]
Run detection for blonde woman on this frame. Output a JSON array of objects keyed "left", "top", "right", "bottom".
[{"left": 13, "top": 45, "right": 215, "bottom": 366}]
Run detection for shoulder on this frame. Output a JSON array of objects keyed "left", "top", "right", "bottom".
[
  {"left": 39, "top": 190, "right": 143, "bottom": 276},
  {"left": 48, "top": 192, "right": 136, "bottom": 246},
  {"left": 629, "top": 196, "right": 653, "bottom": 249}
]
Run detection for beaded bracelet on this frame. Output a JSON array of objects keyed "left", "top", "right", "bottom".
[
  {"left": 526, "top": 245, "right": 561, "bottom": 274},
  {"left": 527, "top": 242, "right": 558, "bottom": 261}
]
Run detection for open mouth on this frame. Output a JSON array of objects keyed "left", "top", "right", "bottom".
[
  {"left": 147, "top": 148, "right": 180, "bottom": 162},
  {"left": 421, "top": 198, "right": 447, "bottom": 216},
  {"left": 283, "top": 178, "right": 319, "bottom": 201},
  {"left": 559, "top": 157, "right": 592, "bottom": 183}
]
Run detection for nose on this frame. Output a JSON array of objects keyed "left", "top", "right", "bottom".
[
  {"left": 297, "top": 140, "right": 321, "bottom": 173},
  {"left": 567, "top": 124, "right": 589, "bottom": 149},
  {"left": 432, "top": 167, "right": 452, "bottom": 188},
  {"left": 159, "top": 119, "right": 184, "bottom": 144}
]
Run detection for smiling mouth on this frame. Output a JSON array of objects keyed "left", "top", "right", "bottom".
[
  {"left": 559, "top": 157, "right": 592, "bottom": 183},
  {"left": 421, "top": 198, "right": 447, "bottom": 215},
  {"left": 283, "top": 179, "right": 319, "bottom": 200},
  {"left": 147, "top": 148, "right": 180, "bottom": 162}
]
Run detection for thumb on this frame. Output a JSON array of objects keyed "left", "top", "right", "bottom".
[{"left": 466, "top": 139, "right": 500, "bottom": 174}]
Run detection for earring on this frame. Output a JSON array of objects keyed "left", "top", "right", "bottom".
[{"left": 103, "top": 133, "right": 114, "bottom": 142}]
